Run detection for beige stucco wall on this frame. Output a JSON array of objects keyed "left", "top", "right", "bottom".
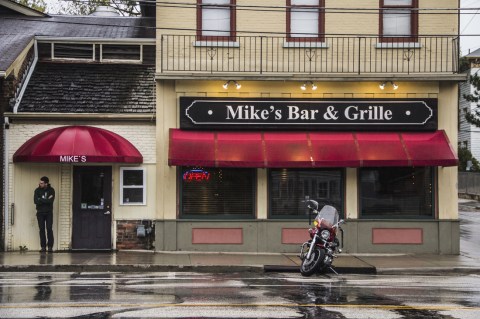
[{"left": 5, "top": 122, "right": 156, "bottom": 251}]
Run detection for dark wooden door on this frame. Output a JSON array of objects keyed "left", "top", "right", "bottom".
[{"left": 72, "top": 166, "right": 112, "bottom": 250}]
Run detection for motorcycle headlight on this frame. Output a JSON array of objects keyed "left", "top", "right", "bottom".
[{"left": 320, "top": 230, "right": 330, "bottom": 240}]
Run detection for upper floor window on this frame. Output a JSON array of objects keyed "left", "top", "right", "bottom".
[
  {"left": 197, "top": 0, "right": 236, "bottom": 41},
  {"left": 287, "top": 0, "right": 325, "bottom": 42},
  {"left": 380, "top": 0, "right": 418, "bottom": 42}
]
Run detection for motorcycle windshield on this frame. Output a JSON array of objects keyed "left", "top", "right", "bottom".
[{"left": 315, "top": 205, "right": 339, "bottom": 228}]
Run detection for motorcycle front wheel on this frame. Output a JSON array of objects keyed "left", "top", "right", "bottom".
[{"left": 300, "top": 246, "right": 325, "bottom": 277}]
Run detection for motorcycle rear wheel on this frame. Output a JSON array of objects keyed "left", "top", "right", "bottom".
[{"left": 300, "top": 246, "right": 325, "bottom": 276}]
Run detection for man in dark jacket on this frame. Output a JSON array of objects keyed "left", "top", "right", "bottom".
[{"left": 34, "top": 176, "right": 55, "bottom": 252}]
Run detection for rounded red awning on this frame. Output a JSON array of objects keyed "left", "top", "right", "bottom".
[{"left": 13, "top": 126, "right": 143, "bottom": 163}]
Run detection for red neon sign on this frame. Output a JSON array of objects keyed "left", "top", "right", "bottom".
[{"left": 183, "top": 169, "right": 211, "bottom": 182}]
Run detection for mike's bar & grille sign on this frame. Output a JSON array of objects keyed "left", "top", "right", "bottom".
[{"left": 180, "top": 97, "right": 437, "bottom": 131}]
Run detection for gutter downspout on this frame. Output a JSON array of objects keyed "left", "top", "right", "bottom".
[
  {"left": 13, "top": 39, "right": 38, "bottom": 114},
  {"left": 3, "top": 119, "right": 8, "bottom": 251}
]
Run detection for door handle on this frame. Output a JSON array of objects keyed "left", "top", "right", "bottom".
[{"left": 104, "top": 211, "right": 111, "bottom": 215}]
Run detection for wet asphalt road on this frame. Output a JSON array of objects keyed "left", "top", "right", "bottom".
[{"left": 0, "top": 271, "right": 480, "bottom": 319}]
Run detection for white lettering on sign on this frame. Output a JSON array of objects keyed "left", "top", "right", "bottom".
[
  {"left": 344, "top": 105, "right": 393, "bottom": 121},
  {"left": 59, "top": 156, "right": 87, "bottom": 163},
  {"left": 287, "top": 106, "right": 319, "bottom": 120}
]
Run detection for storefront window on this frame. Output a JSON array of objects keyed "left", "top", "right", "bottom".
[
  {"left": 180, "top": 167, "right": 255, "bottom": 218},
  {"left": 120, "top": 167, "right": 146, "bottom": 205},
  {"left": 269, "top": 169, "right": 343, "bottom": 218},
  {"left": 360, "top": 167, "right": 434, "bottom": 218}
]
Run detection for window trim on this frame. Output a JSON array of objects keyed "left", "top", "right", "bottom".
[
  {"left": 379, "top": 0, "right": 418, "bottom": 43},
  {"left": 268, "top": 168, "right": 345, "bottom": 220},
  {"left": 286, "top": 0, "right": 325, "bottom": 42},
  {"left": 358, "top": 167, "right": 436, "bottom": 220},
  {"left": 120, "top": 167, "right": 147, "bottom": 206},
  {"left": 197, "top": 0, "right": 237, "bottom": 42},
  {"left": 179, "top": 167, "right": 256, "bottom": 220}
]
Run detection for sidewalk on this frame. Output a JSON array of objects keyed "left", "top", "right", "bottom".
[{"left": 1, "top": 250, "right": 479, "bottom": 275}]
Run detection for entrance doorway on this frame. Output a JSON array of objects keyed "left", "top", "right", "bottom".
[{"left": 72, "top": 166, "right": 112, "bottom": 250}]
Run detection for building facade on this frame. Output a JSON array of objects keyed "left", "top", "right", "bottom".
[
  {"left": 155, "top": 0, "right": 463, "bottom": 254},
  {"left": 1, "top": 2, "right": 157, "bottom": 251},
  {"left": 459, "top": 48, "right": 480, "bottom": 161}
]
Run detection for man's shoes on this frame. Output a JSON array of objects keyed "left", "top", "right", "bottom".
[
  {"left": 40, "top": 248, "right": 46, "bottom": 253},
  {"left": 47, "top": 247, "right": 53, "bottom": 253}
]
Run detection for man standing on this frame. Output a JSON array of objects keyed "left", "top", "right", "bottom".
[{"left": 34, "top": 176, "right": 55, "bottom": 253}]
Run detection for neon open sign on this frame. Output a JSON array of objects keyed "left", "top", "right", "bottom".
[{"left": 183, "top": 169, "right": 211, "bottom": 182}]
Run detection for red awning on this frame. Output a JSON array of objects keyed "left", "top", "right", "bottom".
[
  {"left": 13, "top": 126, "right": 143, "bottom": 163},
  {"left": 169, "top": 129, "right": 457, "bottom": 168}
]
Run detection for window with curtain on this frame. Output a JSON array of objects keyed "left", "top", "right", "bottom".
[
  {"left": 360, "top": 167, "right": 434, "bottom": 219},
  {"left": 180, "top": 167, "right": 255, "bottom": 218},
  {"left": 287, "top": 0, "right": 325, "bottom": 41},
  {"left": 380, "top": 0, "right": 418, "bottom": 42},
  {"left": 269, "top": 169, "right": 343, "bottom": 218},
  {"left": 197, "top": 0, "right": 236, "bottom": 40}
]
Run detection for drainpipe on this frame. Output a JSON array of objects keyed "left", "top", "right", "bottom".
[
  {"left": 13, "top": 39, "right": 38, "bottom": 114},
  {"left": 3, "top": 118, "right": 9, "bottom": 251}
]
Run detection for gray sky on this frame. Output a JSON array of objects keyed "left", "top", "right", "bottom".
[{"left": 460, "top": 0, "right": 480, "bottom": 55}]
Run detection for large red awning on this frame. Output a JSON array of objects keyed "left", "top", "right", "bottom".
[
  {"left": 169, "top": 129, "right": 458, "bottom": 168},
  {"left": 13, "top": 126, "right": 143, "bottom": 163}
]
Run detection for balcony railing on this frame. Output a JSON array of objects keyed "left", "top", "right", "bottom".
[{"left": 159, "top": 35, "right": 459, "bottom": 76}]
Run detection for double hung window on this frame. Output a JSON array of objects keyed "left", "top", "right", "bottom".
[
  {"left": 120, "top": 167, "right": 146, "bottom": 205},
  {"left": 287, "top": 0, "right": 325, "bottom": 42},
  {"left": 197, "top": 0, "right": 236, "bottom": 41},
  {"left": 380, "top": 0, "right": 418, "bottom": 42}
]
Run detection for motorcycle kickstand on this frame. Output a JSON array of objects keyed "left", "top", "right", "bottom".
[{"left": 328, "top": 266, "right": 339, "bottom": 275}]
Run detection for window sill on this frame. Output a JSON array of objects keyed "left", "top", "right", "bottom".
[
  {"left": 283, "top": 42, "right": 329, "bottom": 49},
  {"left": 120, "top": 203, "right": 146, "bottom": 206},
  {"left": 193, "top": 41, "right": 240, "bottom": 48},
  {"left": 375, "top": 42, "right": 422, "bottom": 49}
]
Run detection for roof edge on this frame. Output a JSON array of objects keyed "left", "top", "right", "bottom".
[
  {"left": 5, "top": 112, "right": 156, "bottom": 121},
  {"left": 0, "top": 0, "right": 49, "bottom": 17},
  {"left": 36, "top": 36, "right": 156, "bottom": 44}
]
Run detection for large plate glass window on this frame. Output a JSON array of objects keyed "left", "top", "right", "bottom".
[
  {"left": 197, "top": 0, "right": 236, "bottom": 41},
  {"left": 120, "top": 167, "right": 146, "bottom": 205},
  {"left": 287, "top": 0, "right": 325, "bottom": 42},
  {"left": 180, "top": 167, "right": 255, "bottom": 218},
  {"left": 360, "top": 167, "right": 434, "bottom": 218},
  {"left": 380, "top": 0, "right": 418, "bottom": 42},
  {"left": 269, "top": 169, "right": 343, "bottom": 218}
]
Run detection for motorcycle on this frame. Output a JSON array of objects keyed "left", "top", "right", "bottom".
[{"left": 299, "top": 199, "right": 345, "bottom": 276}]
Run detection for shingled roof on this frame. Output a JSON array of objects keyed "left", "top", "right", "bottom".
[
  {"left": 17, "top": 62, "right": 155, "bottom": 113},
  {"left": 0, "top": 14, "right": 155, "bottom": 71}
]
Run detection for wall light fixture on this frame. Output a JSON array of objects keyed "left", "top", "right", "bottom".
[
  {"left": 300, "top": 81, "right": 317, "bottom": 91},
  {"left": 379, "top": 81, "right": 399, "bottom": 90},
  {"left": 223, "top": 80, "right": 241, "bottom": 89}
]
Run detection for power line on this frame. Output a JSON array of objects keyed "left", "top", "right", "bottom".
[{"left": 51, "top": 0, "right": 480, "bottom": 14}]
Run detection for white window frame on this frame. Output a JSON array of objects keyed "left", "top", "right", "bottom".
[{"left": 120, "top": 167, "right": 146, "bottom": 206}]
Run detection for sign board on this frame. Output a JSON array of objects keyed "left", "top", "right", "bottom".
[{"left": 180, "top": 97, "right": 437, "bottom": 131}]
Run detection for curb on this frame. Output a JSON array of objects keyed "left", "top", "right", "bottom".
[
  {"left": 376, "top": 267, "right": 480, "bottom": 275},
  {"left": 264, "top": 265, "right": 377, "bottom": 275},
  {"left": 0, "top": 264, "right": 265, "bottom": 273}
]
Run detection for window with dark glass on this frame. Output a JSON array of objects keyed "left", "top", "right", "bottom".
[
  {"left": 380, "top": 0, "right": 418, "bottom": 42},
  {"left": 287, "top": 0, "right": 325, "bottom": 42},
  {"left": 197, "top": 0, "right": 236, "bottom": 41},
  {"left": 180, "top": 167, "right": 255, "bottom": 218},
  {"left": 360, "top": 167, "right": 434, "bottom": 218},
  {"left": 269, "top": 169, "right": 343, "bottom": 218}
]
